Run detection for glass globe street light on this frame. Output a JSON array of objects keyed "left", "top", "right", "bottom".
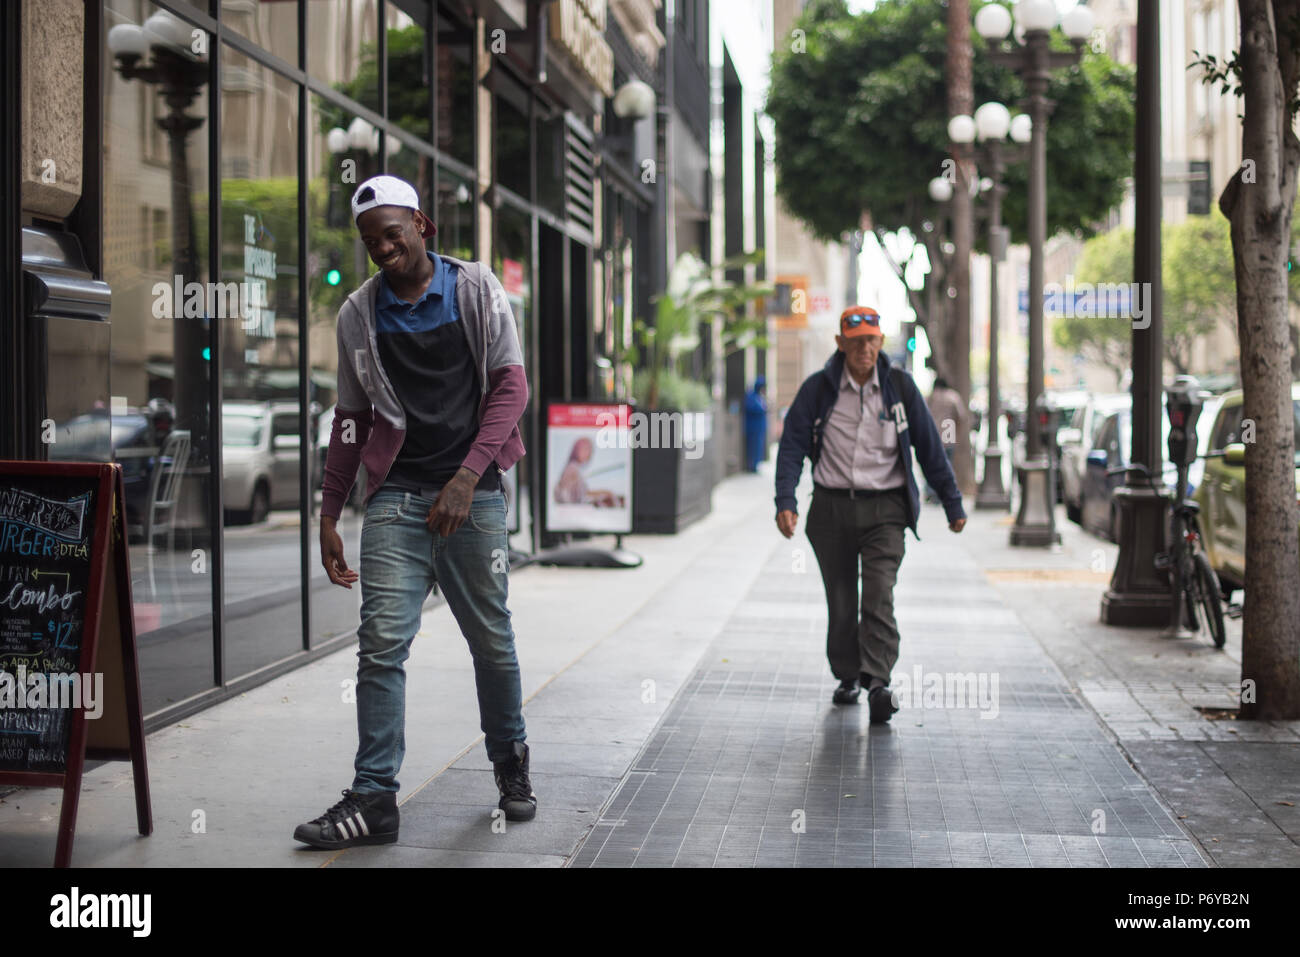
[
  {"left": 928, "top": 176, "right": 954, "bottom": 203},
  {"left": 108, "top": 11, "right": 211, "bottom": 467},
  {"left": 975, "top": 1, "right": 1095, "bottom": 546},
  {"left": 966, "top": 98, "right": 1027, "bottom": 511}
]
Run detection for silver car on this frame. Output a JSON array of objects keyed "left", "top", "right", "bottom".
[
  {"left": 223, "top": 400, "right": 302, "bottom": 524},
  {"left": 1061, "top": 393, "right": 1130, "bottom": 524}
]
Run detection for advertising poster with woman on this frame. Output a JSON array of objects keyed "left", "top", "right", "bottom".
[{"left": 545, "top": 403, "right": 632, "bottom": 533}]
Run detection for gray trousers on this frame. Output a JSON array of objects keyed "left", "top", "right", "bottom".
[{"left": 805, "top": 487, "right": 908, "bottom": 684}]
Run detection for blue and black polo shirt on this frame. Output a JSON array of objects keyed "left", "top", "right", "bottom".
[{"left": 375, "top": 250, "right": 498, "bottom": 492}]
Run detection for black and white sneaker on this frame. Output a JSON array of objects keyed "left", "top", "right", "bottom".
[
  {"left": 493, "top": 741, "right": 537, "bottom": 822},
  {"left": 293, "top": 788, "right": 399, "bottom": 849}
]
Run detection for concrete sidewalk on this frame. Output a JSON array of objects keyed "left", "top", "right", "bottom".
[
  {"left": 962, "top": 506, "right": 1300, "bottom": 867},
  {"left": 0, "top": 469, "right": 781, "bottom": 867},
  {"left": 1, "top": 464, "right": 1294, "bottom": 867},
  {"left": 570, "top": 497, "right": 1205, "bottom": 867}
]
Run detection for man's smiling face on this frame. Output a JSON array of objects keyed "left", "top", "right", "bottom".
[{"left": 356, "top": 206, "right": 430, "bottom": 278}]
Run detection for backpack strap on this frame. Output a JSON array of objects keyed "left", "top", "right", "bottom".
[{"left": 889, "top": 366, "right": 917, "bottom": 406}]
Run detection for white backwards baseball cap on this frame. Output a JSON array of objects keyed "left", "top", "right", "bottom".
[{"left": 351, "top": 174, "right": 436, "bottom": 237}]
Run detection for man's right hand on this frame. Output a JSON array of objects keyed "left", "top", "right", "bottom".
[
  {"left": 320, "top": 517, "right": 359, "bottom": 589},
  {"left": 776, "top": 509, "right": 798, "bottom": 539}
]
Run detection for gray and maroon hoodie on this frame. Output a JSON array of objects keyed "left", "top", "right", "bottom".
[{"left": 320, "top": 254, "right": 528, "bottom": 520}]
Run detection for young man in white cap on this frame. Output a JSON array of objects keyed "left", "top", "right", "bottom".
[
  {"left": 294, "top": 175, "right": 535, "bottom": 849},
  {"left": 774, "top": 306, "right": 966, "bottom": 721}
]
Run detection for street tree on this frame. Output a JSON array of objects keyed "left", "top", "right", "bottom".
[
  {"left": 768, "top": 0, "right": 1133, "bottom": 475},
  {"left": 1056, "top": 214, "right": 1237, "bottom": 380},
  {"left": 1053, "top": 226, "right": 1133, "bottom": 384},
  {"left": 1194, "top": 0, "right": 1300, "bottom": 719}
]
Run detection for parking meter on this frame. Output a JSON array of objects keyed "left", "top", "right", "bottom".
[{"left": 1166, "top": 382, "right": 1203, "bottom": 468}]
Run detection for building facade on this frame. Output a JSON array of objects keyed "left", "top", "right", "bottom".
[{"left": 0, "top": 0, "right": 663, "bottom": 729}]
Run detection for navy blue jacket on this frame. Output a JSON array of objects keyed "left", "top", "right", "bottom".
[{"left": 774, "top": 350, "right": 966, "bottom": 537}]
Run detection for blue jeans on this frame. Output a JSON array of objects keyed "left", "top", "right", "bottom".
[{"left": 352, "top": 487, "right": 525, "bottom": 794}]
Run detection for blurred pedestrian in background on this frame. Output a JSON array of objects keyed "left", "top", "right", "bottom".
[{"left": 745, "top": 376, "right": 768, "bottom": 472}]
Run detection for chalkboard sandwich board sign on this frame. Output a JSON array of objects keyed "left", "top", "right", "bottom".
[{"left": 0, "top": 461, "right": 152, "bottom": 866}]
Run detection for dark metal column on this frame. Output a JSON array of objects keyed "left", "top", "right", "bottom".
[
  {"left": 1102, "top": 0, "right": 1170, "bottom": 624},
  {"left": 0, "top": 0, "right": 22, "bottom": 460}
]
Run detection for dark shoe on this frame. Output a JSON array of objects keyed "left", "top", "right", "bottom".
[
  {"left": 493, "top": 741, "right": 537, "bottom": 822},
  {"left": 293, "top": 788, "right": 399, "bottom": 849},
  {"left": 832, "top": 679, "right": 860, "bottom": 705},
  {"left": 868, "top": 685, "right": 899, "bottom": 724}
]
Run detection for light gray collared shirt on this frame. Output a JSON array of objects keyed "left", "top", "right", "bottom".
[{"left": 812, "top": 365, "right": 907, "bottom": 490}]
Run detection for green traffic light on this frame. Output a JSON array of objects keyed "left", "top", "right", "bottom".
[
  {"left": 325, "top": 268, "right": 342, "bottom": 286},
  {"left": 906, "top": 337, "right": 916, "bottom": 352},
  {"left": 201, "top": 347, "right": 211, "bottom": 361}
]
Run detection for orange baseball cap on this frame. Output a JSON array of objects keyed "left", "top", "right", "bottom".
[{"left": 839, "top": 305, "right": 882, "bottom": 337}]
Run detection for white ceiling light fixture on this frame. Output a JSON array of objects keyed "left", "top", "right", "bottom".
[{"left": 612, "top": 80, "right": 655, "bottom": 120}]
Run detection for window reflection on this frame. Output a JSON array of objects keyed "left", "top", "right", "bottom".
[
  {"left": 307, "top": 0, "right": 380, "bottom": 115},
  {"left": 435, "top": 166, "right": 475, "bottom": 262},
  {"left": 104, "top": 0, "right": 215, "bottom": 713},
  {"left": 387, "top": 0, "right": 431, "bottom": 141},
  {"left": 437, "top": 3, "right": 474, "bottom": 166},
  {"left": 307, "top": 93, "right": 366, "bottom": 647},
  {"left": 220, "top": 44, "right": 305, "bottom": 676},
  {"left": 222, "top": 0, "right": 299, "bottom": 66}
]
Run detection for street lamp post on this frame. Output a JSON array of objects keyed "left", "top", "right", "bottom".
[
  {"left": 1101, "top": 0, "right": 1170, "bottom": 625},
  {"left": 924, "top": 176, "right": 957, "bottom": 377},
  {"left": 952, "top": 103, "right": 1031, "bottom": 510},
  {"left": 976, "top": 0, "right": 1093, "bottom": 545},
  {"left": 108, "top": 11, "right": 210, "bottom": 464}
]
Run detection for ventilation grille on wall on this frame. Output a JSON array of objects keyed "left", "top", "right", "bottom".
[{"left": 565, "top": 116, "right": 595, "bottom": 233}]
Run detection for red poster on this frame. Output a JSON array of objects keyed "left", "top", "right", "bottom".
[{"left": 502, "top": 259, "right": 524, "bottom": 296}]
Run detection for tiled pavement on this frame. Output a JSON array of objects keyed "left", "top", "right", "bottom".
[
  {"left": 973, "top": 511, "right": 1300, "bottom": 867},
  {"left": 570, "top": 524, "right": 1206, "bottom": 868},
  {"left": 4, "top": 462, "right": 1291, "bottom": 868}
]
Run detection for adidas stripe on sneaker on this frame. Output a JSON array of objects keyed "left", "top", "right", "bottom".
[{"left": 293, "top": 788, "right": 399, "bottom": 849}]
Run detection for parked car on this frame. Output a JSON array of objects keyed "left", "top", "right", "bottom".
[
  {"left": 1195, "top": 385, "right": 1300, "bottom": 599},
  {"left": 48, "top": 408, "right": 165, "bottom": 541},
  {"left": 222, "top": 401, "right": 302, "bottom": 524},
  {"left": 1061, "top": 393, "right": 1130, "bottom": 524},
  {"left": 1079, "top": 406, "right": 1188, "bottom": 542}
]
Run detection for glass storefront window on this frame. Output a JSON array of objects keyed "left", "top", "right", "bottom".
[
  {"left": 306, "top": 92, "right": 367, "bottom": 648},
  {"left": 104, "top": 0, "right": 215, "bottom": 714},
  {"left": 493, "top": 202, "right": 532, "bottom": 536},
  {"left": 385, "top": 145, "right": 434, "bottom": 232},
  {"left": 222, "top": 0, "right": 299, "bottom": 67},
  {"left": 434, "top": 165, "right": 475, "bottom": 262},
  {"left": 436, "top": 3, "right": 474, "bottom": 167},
  {"left": 386, "top": 0, "right": 431, "bottom": 141},
  {"left": 307, "top": 0, "right": 380, "bottom": 116},
  {"left": 537, "top": 114, "right": 565, "bottom": 218},
  {"left": 219, "top": 44, "right": 305, "bottom": 677},
  {"left": 494, "top": 90, "right": 530, "bottom": 199}
]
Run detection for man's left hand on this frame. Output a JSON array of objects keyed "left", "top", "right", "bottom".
[
  {"left": 949, "top": 518, "right": 966, "bottom": 533},
  {"left": 427, "top": 468, "right": 478, "bottom": 536}
]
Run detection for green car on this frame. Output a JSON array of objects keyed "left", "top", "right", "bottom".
[{"left": 1194, "top": 385, "right": 1300, "bottom": 600}]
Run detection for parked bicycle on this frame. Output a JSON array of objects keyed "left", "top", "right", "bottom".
[{"left": 1110, "top": 458, "right": 1226, "bottom": 647}]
